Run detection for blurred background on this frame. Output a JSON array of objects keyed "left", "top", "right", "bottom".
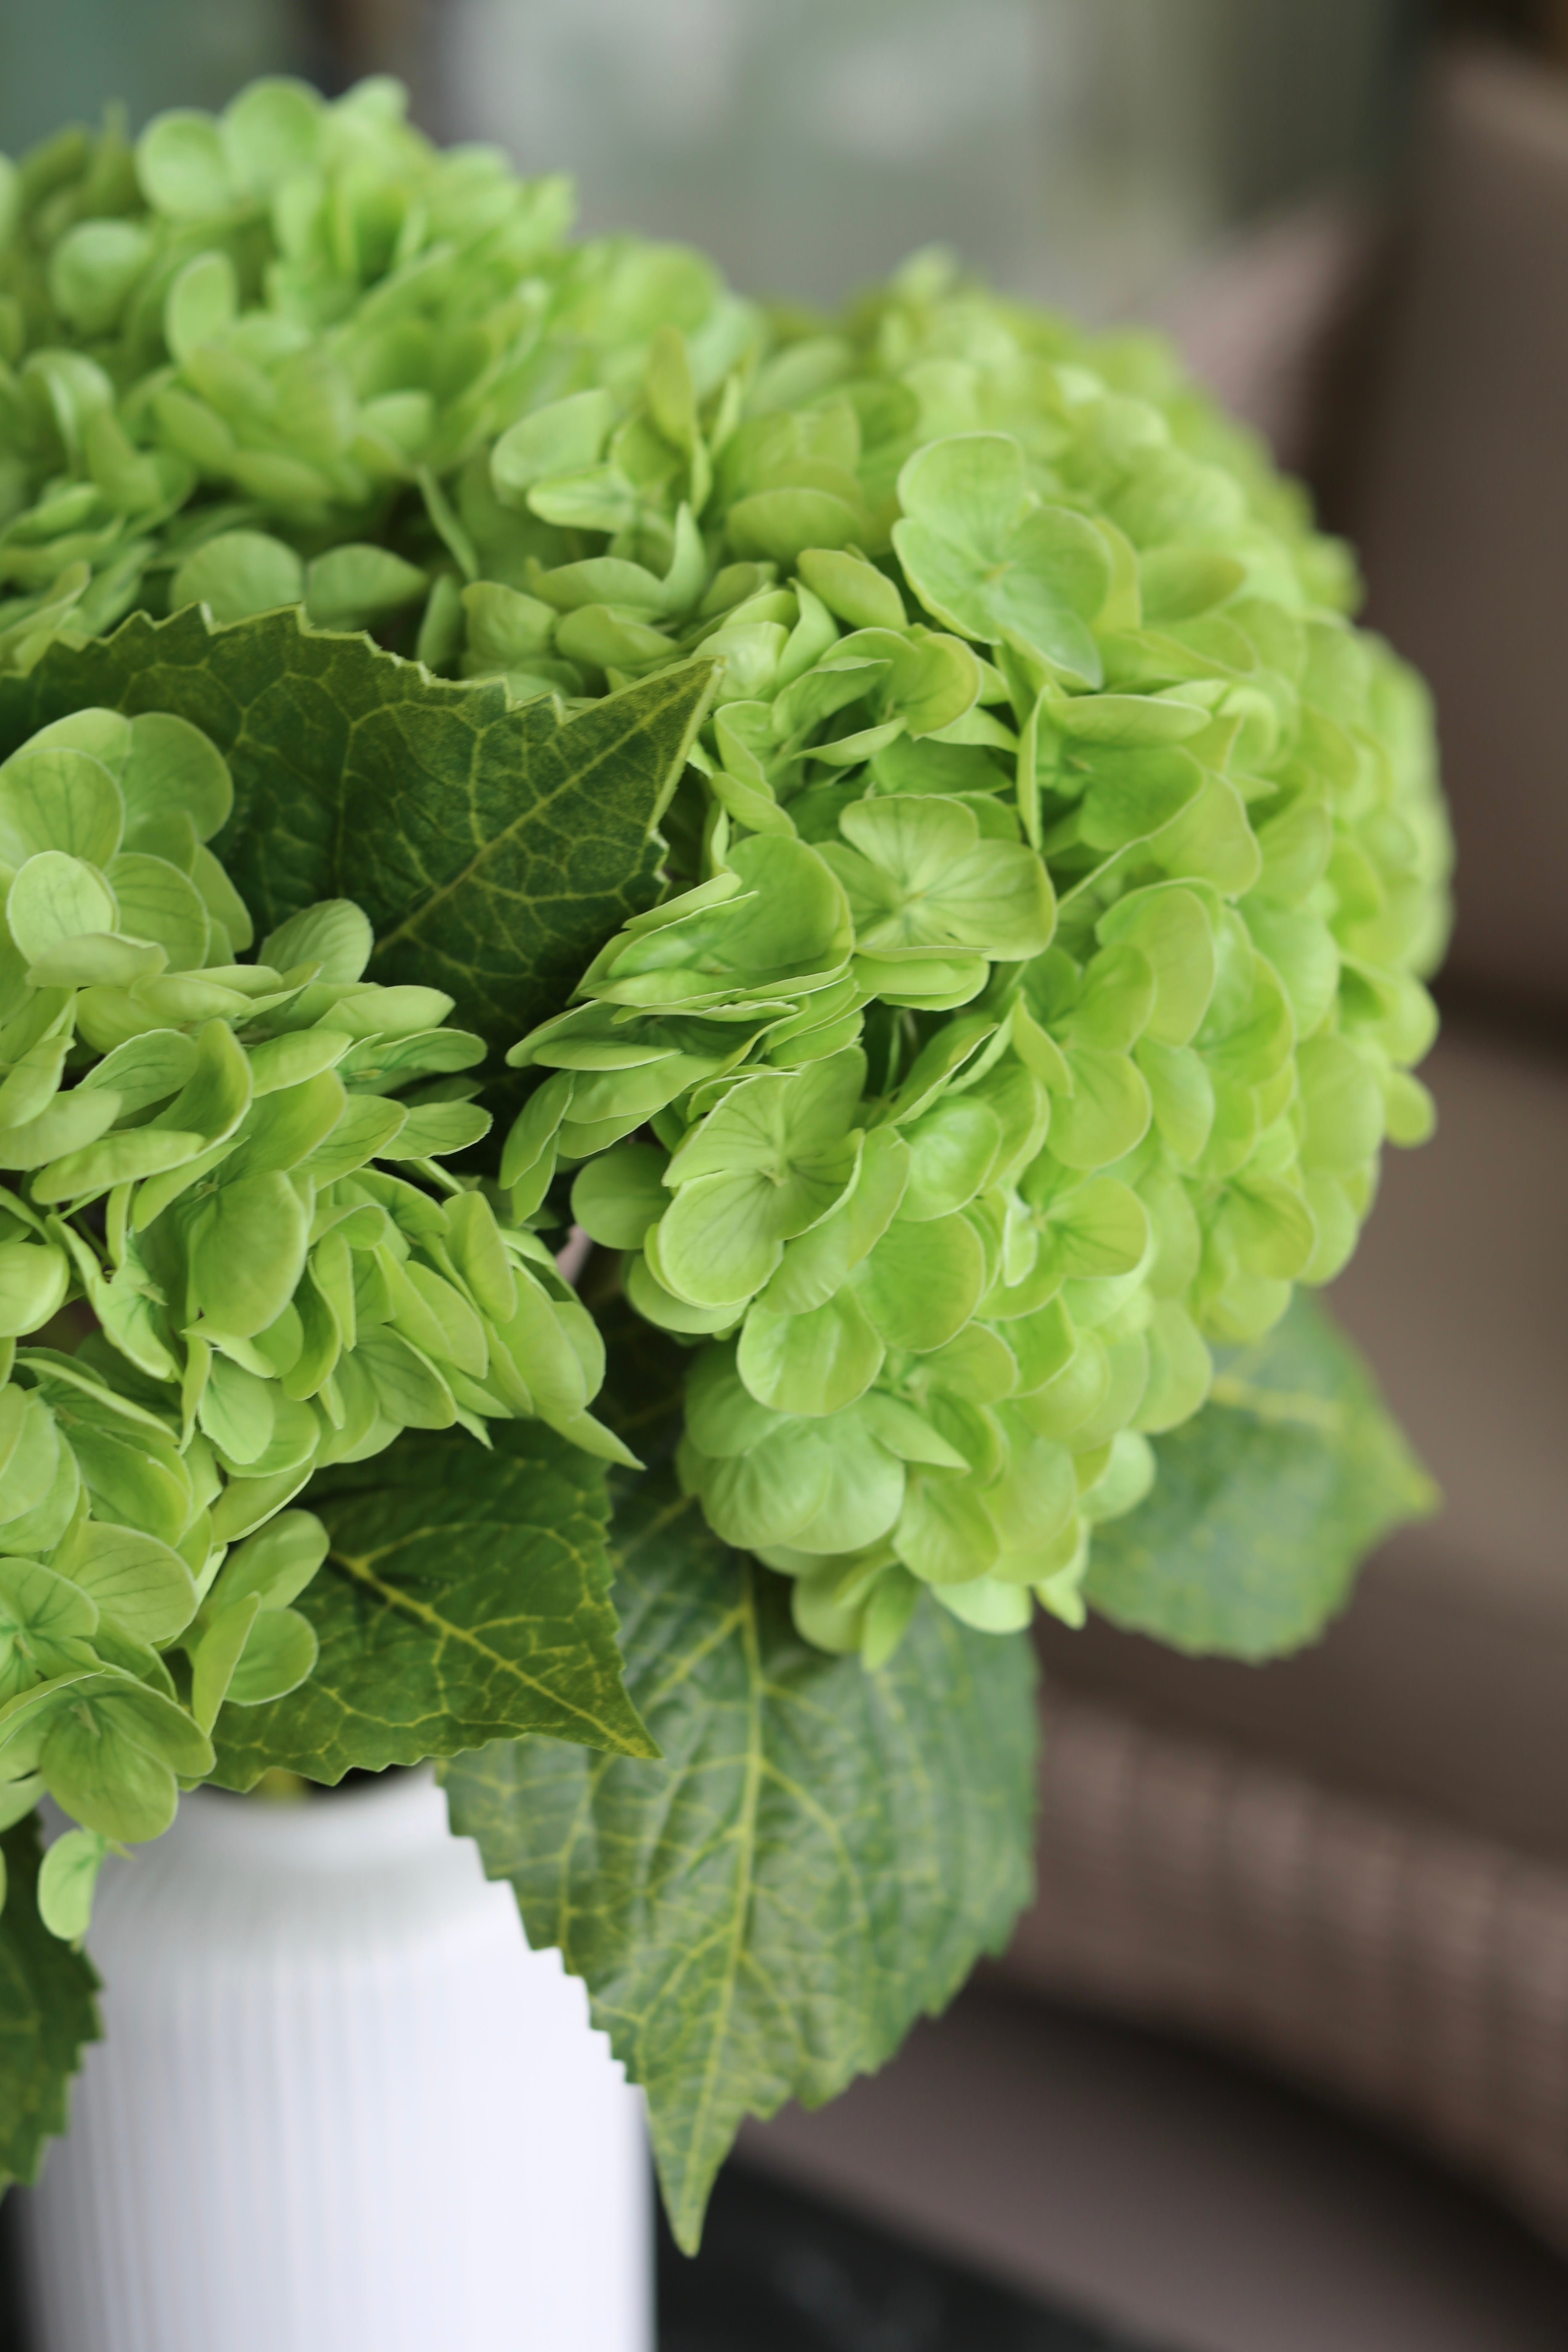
[
  {"left": 0, "top": 2, "right": 1555, "bottom": 318},
  {"left": 5, "top": 5, "right": 1568, "bottom": 2349},
  {"left": 0, "top": 0, "right": 1430, "bottom": 314}
]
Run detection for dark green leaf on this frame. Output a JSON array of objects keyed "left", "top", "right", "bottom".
[
  {"left": 0, "top": 609, "right": 717, "bottom": 1055},
  {"left": 443, "top": 1450, "right": 1038, "bottom": 2253},
  {"left": 0, "top": 1813, "right": 101, "bottom": 2193},
  {"left": 1085, "top": 1293, "right": 1438, "bottom": 1659},
  {"left": 209, "top": 1420, "right": 656, "bottom": 1789}
]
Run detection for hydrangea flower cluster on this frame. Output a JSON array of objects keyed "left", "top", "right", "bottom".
[
  {"left": 492, "top": 295, "right": 1450, "bottom": 1663},
  {"left": 0, "top": 78, "right": 1449, "bottom": 1681},
  {"left": 0, "top": 75, "right": 749, "bottom": 666},
  {"left": 0, "top": 705, "right": 619, "bottom": 1909}
]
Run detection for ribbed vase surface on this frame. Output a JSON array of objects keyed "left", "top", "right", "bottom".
[{"left": 16, "top": 1771, "right": 651, "bottom": 2352}]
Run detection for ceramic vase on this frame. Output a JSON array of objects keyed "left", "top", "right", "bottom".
[{"left": 15, "top": 1770, "right": 651, "bottom": 2352}]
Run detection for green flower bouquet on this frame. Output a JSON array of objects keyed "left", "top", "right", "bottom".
[{"left": 0, "top": 76, "right": 1444, "bottom": 2248}]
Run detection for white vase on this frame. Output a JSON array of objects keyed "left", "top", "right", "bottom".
[{"left": 14, "top": 1771, "right": 652, "bottom": 2352}]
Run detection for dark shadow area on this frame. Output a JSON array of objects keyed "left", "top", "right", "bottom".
[
  {"left": 0, "top": 2197, "right": 26, "bottom": 2352},
  {"left": 658, "top": 2158, "right": 1160, "bottom": 2352}
]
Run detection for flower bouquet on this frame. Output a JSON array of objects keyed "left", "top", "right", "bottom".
[{"left": 0, "top": 74, "right": 1443, "bottom": 2259}]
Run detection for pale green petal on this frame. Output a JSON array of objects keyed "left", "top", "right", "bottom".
[
  {"left": 855, "top": 1213, "right": 984, "bottom": 1352},
  {"left": 737, "top": 1290, "right": 884, "bottom": 1417}
]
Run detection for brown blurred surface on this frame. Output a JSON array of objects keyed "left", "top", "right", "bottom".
[
  {"left": 1335, "top": 43, "right": 1568, "bottom": 1023},
  {"left": 742, "top": 1987, "right": 1568, "bottom": 2352},
  {"left": 1454, "top": 0, "right": 1568, "bottom": 56}
]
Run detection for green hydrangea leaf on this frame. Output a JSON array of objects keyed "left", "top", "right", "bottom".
[
  {"left": 48, "top": 219, "right": 154, "bottom": 337},
  {"left": 797, "top": 547, "right": 906, "bottom": 632},
  {"left": 695, "top": 1411, "right": 906, "bottom": 1556},
  {"left": 727, "top": 486, "right": 868, "bottom": 566},
  {"left": 829, "top": 795, "right": 1053, "bottom": 959},
  {"left": 0, "top": 1812, "right": 101, "bottom": 2190},
  {"left": 224, "top": 1605, "right": 318, "bottom": 1707},
  {"left": 52, "top": 1520, "right": 197, "bottom": 1645},
  {"left": 105, "top": 851, "right": 210, "bottom": 967},
  {"left": 304, "top": 545, "right": 428, "bottom": 630},
  {"left": 896, "top": 1465, "right": 1000, "bottom": 1584},
  {"left": 853, "top": 1212, "right": 985, "bottom": 1352},
  {"left": 36, "top": 1826, "right": 113, "bottom": 1945},
  {"left": 761, "top": 1123, "right": 909, "bottom": 1314},
  {"left": 1, "top": 1669, "right": 213, "bottom": 1843},
  {"left": 188, "top": 1169, "right": 311, "bottom": 1338},
  {"left": 163, "top": 250, "right": 238, "bottom": 364},
  {"left": 570, "top": 1142, "right": 670, "bottom": 1250},
  {"left": 657, "top": 1053, "right": 866, "bottom": 1308},
  {"left": 1039, "top": 1175, "right": 1149, "bottom": 1282},
  {"left": 7, "top": 851, "right": 119, "bottom": 964},
  {"left": 1096, "top": 883, "right": 1217, "bottom": 1047},
  {"left": 1049, "top": 1045, "right": 1152, "bottom": 1171},
  {"left": 0, "top": 1239, "right": 71, "bottom": 1337},
  {"left": 893, "top": 434, "right": 1109, "bottom": 683},
  {"left": 170, "top": 533, "right": 305, "bottom": 627},
  {"left": 0, "top": 608, "right": 718, "bottom": 1058},
  {"left": 0, "top": 743, "right": 124, "bottom": 866},
  {"left": 208, "top": 1419, "right": 655, "bottom": 1789},
  {"left": 220, "top": 78, "right": 323, "bottom": 191},
  {"left": 900, "top": 1096, "right": 1003, "bottom": 1221},
  {"left": 492, "top": 390, "right": 617, "bottom": 506},
  {"left": 1084, "top": 1293, "right": 1438, "bottom": 1659},
  {"left": 441, "top": 1459, "right": 1038, "bottom": 2253},
  {"left": 136, "top": 109, "right": 234, "bottom": 218},
  {"left": 736, "top": 1289, "right": 885, "bottom": 1417}
]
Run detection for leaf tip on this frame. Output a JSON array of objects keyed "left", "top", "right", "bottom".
[
  {"left": 613, "top": 1709, "right": 662, "bottom": 1764},
  {"left": 660, "top": 2163, "right": 718, "bottom": 2259}
]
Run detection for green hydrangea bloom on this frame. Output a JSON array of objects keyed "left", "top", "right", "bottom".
[
  {"left": 495, "top": 274, "right": 1450, "bottom": 1665},
  {"left": 0, "top": 81, "right": 1450, "bottom": 1680},
  {"left": 0, "top": 76, "right": 752, "bottom": 670},
  {"left": 0, "top": 703, "right": 624, "bottom": 1884}
]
